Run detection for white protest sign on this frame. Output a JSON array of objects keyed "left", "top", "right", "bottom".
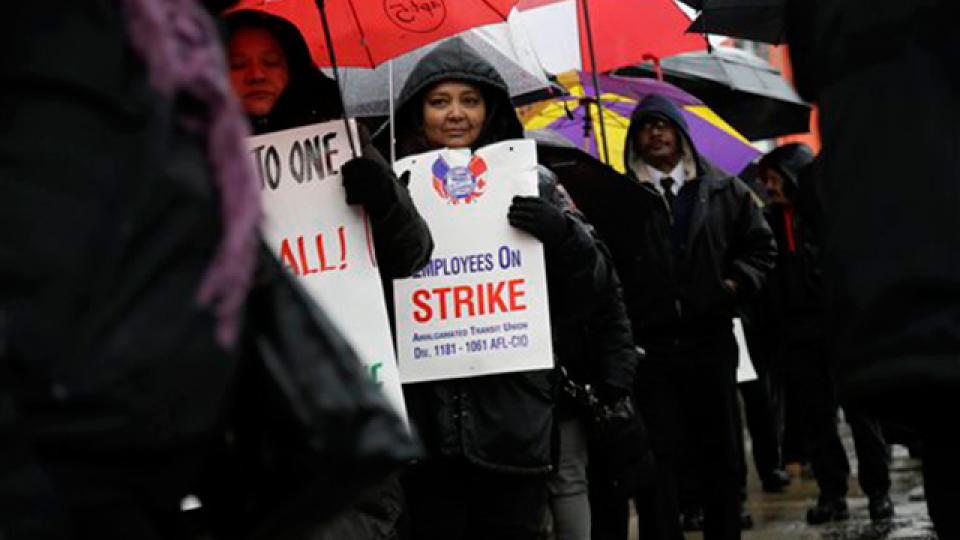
[
  {"left": 249, "top": 120, "right": 407, "bottom": 418},
  {"left": 734, "top": 317, "right": 758, "bottom": 383},
  {"left": 392, "top": 139, "right": 554, "bottom": 384}
]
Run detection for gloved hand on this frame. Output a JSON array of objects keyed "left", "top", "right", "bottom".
[
  {"left": 342, "top": 157, "right": 397, "bottom": 218},
  {"left": 507, "top": 196, "right": 570, "bottom": 247},
  {"left": 597, "top": 383, "right": 632, "bottom": 406},
  {"left": 595, "top": 387, "right": 636, "bottom": 429}
]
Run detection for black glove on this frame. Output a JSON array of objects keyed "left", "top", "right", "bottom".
[
  {"left": 507, "top": 196, "right": 570, "bottom": 247},
  {"left": 342, "top": 157, "right": 397, "bottom": 218},
  {"left": 597, "top": 383, "right": 632, "bottom": 406}
]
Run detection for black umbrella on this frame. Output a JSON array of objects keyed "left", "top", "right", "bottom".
[
  {"left": 614, "top": 47, "right": 810, "bottom": 141},
  {"left": 685, "top": 0, "right": 787, "bottom": 45},
  {"left": 526, "top": 129, "right": 637, "bottom": 242}
]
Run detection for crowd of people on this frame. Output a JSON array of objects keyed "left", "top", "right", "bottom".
[{"left": 2, "top": 1, "right": 956, "bottom": 540}]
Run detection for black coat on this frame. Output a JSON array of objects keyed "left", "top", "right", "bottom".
[
  {"left": 609, "top": 95, "right": 776, "bottom": 354},
  {"left": 531, "top": 139, "right": 639, "bottom": 400},
  {"left": 786, "top": 0, "right": 960, "bottom": 408},
  {"left": 753, "top": 144, "right": 823, "bottom": 347},
  {"left": 392, "top": 39, "right": 612, "bottom": 472},
  {"left": 2, "top": 3, "right": 233, "bottom": 536}
]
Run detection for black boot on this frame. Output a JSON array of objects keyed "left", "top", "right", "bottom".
[
  {"left": 761, "top": 469, "right": 791, "bottom": 493},
  {"left": 805, "top": 497, "right": 849, "bottom": 525},
  {"left": 868, "top": 494, "right": 895, "bottom": 521},
  {"left": 740, "top": 505, "right": 754, "bottom": 530},
  {"left": 680, "top": 505, "right": 704, "bottom": 531}
]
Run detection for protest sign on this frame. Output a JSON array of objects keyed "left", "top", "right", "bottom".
[
  {"left": 249, "top": 120, "right": 407, "bottom": 417},
  {"left": 393, "top": 139, "right": 554, "bottom": 384},
  {"left": 734, "top": 317, "right": 758, "bottom": 383}
]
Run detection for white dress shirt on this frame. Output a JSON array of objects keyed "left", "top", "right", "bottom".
[{"left": 646, "top": 161, "right": 686, "bottom": 197}]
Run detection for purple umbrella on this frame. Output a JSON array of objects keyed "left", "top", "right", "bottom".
[{"left": 522, "top": 71, "right": 760, "bottom": 175}]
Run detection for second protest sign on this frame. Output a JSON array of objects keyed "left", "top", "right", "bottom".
[{"left": 393, "top": 139, "right": 554, "bottom": 384}]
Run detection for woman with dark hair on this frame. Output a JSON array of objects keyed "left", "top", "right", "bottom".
[
  {"left": 225, "top": 11, "right": 342, "bottom": 133},
  {"left": 223, "top": 10, "right": 432, "bottom": 281},
  {"left": 218, "top": 10, "right": 434, "bottom": 540},
  {"left": 388, "top": 39, "right": 635, "bottom": 540}
]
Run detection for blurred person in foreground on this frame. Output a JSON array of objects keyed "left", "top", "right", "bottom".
[
  {"left": 1, "top": 1, "right": 260, "bottom": 538},
  {"left": 786, "top": 1, "right": 957, "bottom": 536}
]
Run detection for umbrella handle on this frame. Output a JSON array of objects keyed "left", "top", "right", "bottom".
[
  {"left": 642, "top": 54, "right": 664, "bottom": 81},
  {"left": 315, "top": 0, "right": 358, "bottom": 158}
]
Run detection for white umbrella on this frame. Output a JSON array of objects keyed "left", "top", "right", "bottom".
[{"left": 328, "top": 15, "right": 551, "bottom": 119}]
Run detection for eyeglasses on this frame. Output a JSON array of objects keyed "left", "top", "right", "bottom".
[{"left": 638, "top": 118, "right": 671, "bottom": 133}]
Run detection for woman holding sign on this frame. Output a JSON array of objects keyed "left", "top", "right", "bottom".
[
  {"left": 225, "top": 10, "right": 433, "bottom": 280},
  {"left": 222, "top": 11, "right": 434, "bottom": 540},
  {"left": 387, "top": 39, "right": 629, "bottom": 540}
]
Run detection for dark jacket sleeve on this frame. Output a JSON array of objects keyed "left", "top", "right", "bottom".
[
  {"left": 361, "top": 139, "right": 434, "bottom": 280},
  {"left": 538, "top": 167, "right": 607, "bottom": 321},
  {"left": 726, "top": 177, "right": 777, "bottom": 298},
  {"left": 0, "top": 325, "right": 70, "bottom": 538},
  {"left": 539, "top": 167, "right": 637, "bottom": 390}
]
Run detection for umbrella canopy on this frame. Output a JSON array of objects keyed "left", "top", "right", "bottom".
[
  {"left": 520, "top": 70, "right": 760, "bottom": 175},
  {"left": 686, "top": 0, "right": 786, "bottom": 44},
  {"left": 229, "top": 0, "right": 518, "bottom": 67},
  {"left": 515, "top": 0, "right": 704, "bottom": 74},
  {"left": 615, "top": 47, "right": 810, "bottom": 140},
  {"left": 331, "top": 27, "right": 551, "bottom": 117},
  {"left": 529, "top": 129, "right": 636, "bottom": 238}
]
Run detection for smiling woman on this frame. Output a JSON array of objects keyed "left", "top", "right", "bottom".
[{"left": 421, "top": 81, "right": 487, "bottom": 149}]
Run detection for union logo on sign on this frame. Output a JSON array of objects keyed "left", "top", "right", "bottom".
[{"left": 431, "top": 155, "right": 488, "bottom": 205}]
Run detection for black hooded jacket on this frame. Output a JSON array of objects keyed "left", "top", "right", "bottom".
[
  {"left": 2, "top": 3, "right": 234, "bottom": 536},
  {"left": 225, "top": 11, "right": 432, "bottom": 281},
  {"left": 755, "top": 144, "right": 823, "bottom": 346},
  {"left": 608, "top": 94, "right": 776, "bottom": 353},
  {"left": 785, "top": 0, "right": 960, "bottom": 408},
  {"left": 391, "top": 39, "right": 617, "bottom": 472}
]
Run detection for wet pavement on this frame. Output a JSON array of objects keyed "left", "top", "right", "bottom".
[{"left": 627, "top": 426, "right": 938, "bottom": 539}]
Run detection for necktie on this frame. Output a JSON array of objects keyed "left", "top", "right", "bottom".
[{"left": 661, "top": 177, "right": 676, "bottom": 212}]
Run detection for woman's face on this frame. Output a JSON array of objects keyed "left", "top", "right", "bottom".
[
  {"left": 228, "top": 27, "right": 290, "bottom": 117},
  {"left": 422, "top": 81, "right": 487, "bottom": 149}
]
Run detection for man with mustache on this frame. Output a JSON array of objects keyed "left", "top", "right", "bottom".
[{"left": 601, "top": 94, "right": 776, "bottom": 540}]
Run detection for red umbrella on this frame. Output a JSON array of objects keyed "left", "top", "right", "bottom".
[
  {"left": 516, "top": 0, "right": 704, "bottom": 163},
  {"left": 229, "top": 0, "right": 519, "bottom": 68},
  {"left": 517, "top": 0, "right": 704, "bottom": 73}
]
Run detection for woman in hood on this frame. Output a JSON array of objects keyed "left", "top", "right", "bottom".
[
  {"left": 225, "top": 10, "right": 342, "bottom": 134},
  {"left": 219, "top": 11, "right": 432, "bottom": 540},
  {"left": 223, "top": 10, "right": 432, "bottom": 280},
  {"left": 389, "top": 39, "right": 629, "bottom": 540}
]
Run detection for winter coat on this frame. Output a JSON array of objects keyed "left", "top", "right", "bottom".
[
  {"left": 786, "top": 0, "right": 960, "bottom": 407},
  {"left": 392, "top": 39, "right": 610, "bottom": 472},
  {"left": 226, "top": 11, "right": 433, "bottom": 281},
  {"left": 2, "top": 3, "right": 232, "bottom": 536},
  {"left": 531, "top": 135, "right": 640, "bottom": 403},
  {"left": 754, "top": 144, "right": 823, "bottom": 347},
  {"left": 609, "top": 94, "right": 776, "bottom": 354}
]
